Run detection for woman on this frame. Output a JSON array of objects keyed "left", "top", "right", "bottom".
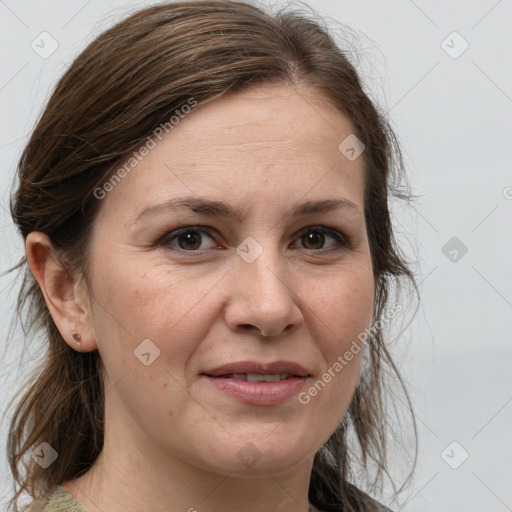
[{"left": 5, "top": 1, "right": 418, "bottom": 511}]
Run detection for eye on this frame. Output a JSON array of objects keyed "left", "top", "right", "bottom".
[
  {"left": 159, "top": 225, "right": 349, "bottom": 253},
  {"left": 159, "top": 227, "right": 220, "bottom": 251},
  {"left": 292, "top": 226, "right": 349, "bottom": 251}
]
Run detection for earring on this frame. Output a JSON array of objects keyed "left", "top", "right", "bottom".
[{"left": 72, "top": 332, "right": 82, "bottom": 350}]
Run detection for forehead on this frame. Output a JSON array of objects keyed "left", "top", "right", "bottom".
[
  {"left": 97, "top": 83, "right": 366, "bottom": 221},
  {"left": 174, "top": 83, "right": 357, "bottom": 158}
]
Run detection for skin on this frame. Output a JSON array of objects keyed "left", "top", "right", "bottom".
[{"left": 26, "top": 82, "right": 375, "bottom": 512}]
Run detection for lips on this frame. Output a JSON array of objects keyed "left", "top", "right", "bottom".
[
  {"left": 202, "top": 360, "right": 310, "bottom": 378},
  {"left": 201, "top": 361, "right": 312, "bottom": 405}
]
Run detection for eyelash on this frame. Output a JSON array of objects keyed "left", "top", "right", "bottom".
[{"left": 158, "top": 225, "right": 350, "bottom": 254}]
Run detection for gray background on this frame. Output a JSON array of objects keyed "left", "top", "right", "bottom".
[{"left": 1, "top": 1, "right": 511, "bottom": 510}]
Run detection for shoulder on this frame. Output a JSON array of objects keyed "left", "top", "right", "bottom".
[
  {"left": 311, "top": 484, "right": 395, "bottom": 512},
  {"left": 347, "top": 482, "right": 395, "bottom": 512},
  {"left": 23, "top": 486, "right": 86, "bottom": 512},
  {"left": 312, "top": 499, "right": 394, "bottom": 512},
  {"left": 352, "top": 490, "right": 395, "bottom": 512}
]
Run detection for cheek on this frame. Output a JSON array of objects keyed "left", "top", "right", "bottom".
[
  {"left": 307, "top": 266, "right": 374, "bottom": 350},
  {"left": 298, "top": 267, "right": 374, "bottom": 421},
  {"left": 88, "top": 260, "right": 221, "bottom": 424},
  {"left": 88, "top": 255, "right": 223, "bottom": 372}
]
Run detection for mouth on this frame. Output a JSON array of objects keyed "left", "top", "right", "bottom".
[
  {"left": 201, "top": 361, "right": 311, "bottom": 405},
  {"left": 202, "top": 360, "right": 310, "bottom": 378},
  {"left": 209, "top": 373, "right": 294, "bottom": 382}
]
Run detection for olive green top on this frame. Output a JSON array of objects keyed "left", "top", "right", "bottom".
[
  {"left": 23, "top": 486, "right": 86, "bottom": 512},
  {"left": 22, "top": 484, "right": 393, "bottom": 512}
]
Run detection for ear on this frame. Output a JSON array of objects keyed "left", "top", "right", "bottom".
[{"left": 25, "top": 231, "right": 97, "bottom": 352}]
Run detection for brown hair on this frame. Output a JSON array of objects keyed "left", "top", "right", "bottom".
[{"left": 5, "top": 1, "right": 418, "bottom": 511}]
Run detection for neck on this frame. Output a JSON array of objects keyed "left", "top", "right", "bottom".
[{"left": 62, "top": 431, "right": 316, "bottom": 512}]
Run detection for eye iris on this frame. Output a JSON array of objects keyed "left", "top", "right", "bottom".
[
  {"left": 178, "top": 231, "right": 202, "bottom": 250},
  {"left": 302, "top": 231, "right": 324, "bottom": 250}
]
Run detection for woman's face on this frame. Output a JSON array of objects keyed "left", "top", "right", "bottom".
[{"left": 82, "top": 83, "right": 375, "bottom": 477}]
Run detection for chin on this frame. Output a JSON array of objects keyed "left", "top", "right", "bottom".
[{"left": 194, "top": 438, "right": 310, "bottom": 477}]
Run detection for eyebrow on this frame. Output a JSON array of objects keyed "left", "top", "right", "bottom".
[{"left": 133, "top": 196, "right": 361, "bottom": 224}]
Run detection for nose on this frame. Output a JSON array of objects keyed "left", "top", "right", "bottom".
[{"left": 223, "top": 245, "right": 304, "bottom": 338}]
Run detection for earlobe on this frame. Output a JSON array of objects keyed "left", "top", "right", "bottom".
[{"left": 25, "top": 232, "right": 96, "bottom": 352}]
